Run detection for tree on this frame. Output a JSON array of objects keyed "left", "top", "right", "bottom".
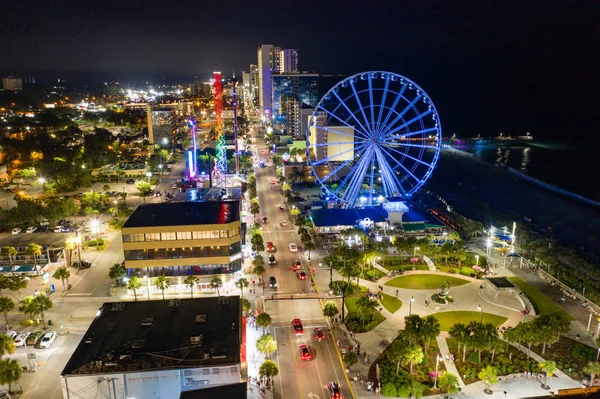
[
  {"left": 503, "top": 327, "right": 519, "bottom": 351},
  {"left": 0, "top": 297, "right": 14, "bottom": 327},
  {"left": 583, "top": 362, "right": 600, "bottom": 388},
  {"left": 53, "top": 267, "right": 71, "bottom": 289},
  {"left": 241, "top": 297, "right": 251, "bottom": 313},
  {"left": 0, "top": 335, "right": 15, "bottom": 357},
  {"left": 421, "top": 315, "right": 441, "bottom": 355},
  {"left": 32, "top": 295, "right": 53, "bottom": 329},
  {"left": 256, "top": 333, "right": 277, "bottom": 359},
  {"left": 540, "top": 360, "right": 557, "bottom": 389},
  {"left": 438, "top": 371, "right": 459, "bottom": 394},
  {"left": 468, "top": 321, "right": 491, "bottom": 363},
  {"left": 8, "top": 276, "right": 28, "bottom": 300},
  {"left": 449, "top": 322, "right": 468, "bottom": 357},
  {"left": 250, "top": 199, "right": 260, "bottom": 221},
  {"left": 153, "top": 275, "right": 171, "bottom": 300},
  {"left": 108, "top": 263, "right": 127, "bottom": 285},
  {"left": 402, "top": 344, "right": 424, "bottom": 374},
  {"left": 356, "top": 296, "right": 377, "bottom": 327},
  {"left": 127, "top": 276, "right": 142, "bottom": 301},
  {"left": 25, "top": 243, "right": 42, "bottom": 274},
  {"left": 409, "top": 380, "right": 428, "bottom": 399},
  {"left": 235, "top": 278, "right": 249, "bottom": 298},
  {"left": 303, "top": 239, "right": 316, "bottom": 260},
  {"left": 404, "top": 314, "right": 425, "bottom": 345},
  {"left": 19, "top": 296, "right": 37, "bottom": 321},
  {"left": 259, "top": 359, "right": 279, "bottom": 389},
  {"left": 251, "top": 233, "right": 265, "bottom": 253},
  {"left": 478, "top": 365, "right": 498, "bottom": 394},
  {"left": 343, "top": 350, "right": 359, "bottom": 366},
  {"left": 253, "top": 256, "right": 265, "bottom": 277},
  {"left": 103, "top": 184, "right": 111, "bottom": 192},
  {"left": 386, "top": 339, "right": 409, "bottom": 374},
  {"left": 0, "top": 276, "right": 9, "bottom": 298},
  {"left": 256, "top": 313, "right": 272, "bottom": 334},
  {"left": 210, "top": 277, "right": 223, "bottom": 298},
  {"left": 0, "top": 358, "right": 21, "bottom": 393},
  {"left": 0, "top": 247, "right": 17, "bottom": 275},
  {"left": 290, "top": 207, "right": 300, "bottom": 218},
  {"left": 183, "top": 275, "right": 199, "bottom": 298},
  {"left": 323, "top": 301, "right": 339, "bottom": 319},
  {"left": 135, "top": 180, "right": 153, "bottom": 197}
]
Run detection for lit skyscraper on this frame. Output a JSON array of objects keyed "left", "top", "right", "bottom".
[
  {"left": 257, "top": 45, "right": 300, "bottom": 120},
  {"left": 271, "top": 73, "right": 319, "bottom": 137}
]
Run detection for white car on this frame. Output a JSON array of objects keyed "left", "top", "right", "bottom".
[
  {"left": 26, "top": 226, "right": 37, "bottom": 233},
  {"left": 289, "top": 242, "right": 298, "bottom": 252},
  {"left": 11, "top": 228, "right": 21, "bottom": 235},
  {"left": 54, "top": 226, "right": 62, "bottom": 233},
  {"left": 39, "top": 331, "right": 57, "bottom": 348},
  {"left": 84, "top": 225, "right": 92, "bottom": 232},
  {"left": 4, "top": 331, "right": 16, "bottom": 340},
  {"left": 281, "top": 220, "right": 288, "bottom": 227},
  {"left": 13, "top": 332, "right": 30, "bottom": 347}
]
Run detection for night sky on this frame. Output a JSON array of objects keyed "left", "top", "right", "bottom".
[{"left": 1, "top": 0, "right": 598, "bottom": 138}]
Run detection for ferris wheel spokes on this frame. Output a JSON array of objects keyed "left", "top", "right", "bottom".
[
  {"left": 315, "top": 105, "right": 370, "bottom": 139},
  {"left": 330, "top": 90, "right": 372, "bottom": 137},
  {"left": 384, "top": 145, "right": 434, "bottom": 169}
]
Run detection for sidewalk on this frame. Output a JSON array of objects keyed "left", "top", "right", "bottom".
[{"left": 436, "top": 332, "right": 465, "bottom": 387}]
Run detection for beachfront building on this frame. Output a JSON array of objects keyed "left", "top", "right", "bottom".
[
  {"left": 121, "top": 201, "right": 242, "bottom": 285},
  {"left": 60, "top": 297, "right": 245, "bottom": 399}
]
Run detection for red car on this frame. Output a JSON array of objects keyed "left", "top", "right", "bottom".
[
  {"left": 292, "top": 260, "right": 302, "bottom": 272},
  {"left": 270, "top": 179, "right": 277, "bottom": 184},
  {"left": 266, "top": 242, "right": 275, "bottom": 252},
  {"left": 297, "top": 271, "right": 307, "bottom": 280},
  {"left": 300, "top": 344, "right": 312, "bottom": 361},
  {"left": 314, "top": 328, "right": 326, "bottom": 342},
  {"left": 292, "top": 318, "right": 304, "bottom": 335}
]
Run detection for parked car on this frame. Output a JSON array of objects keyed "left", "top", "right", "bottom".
[
  {"left": 13, "top": 332, "right": 30, "bottom": 347},
  {"left": 26, "top": 226, "right": 37, "bottom": 233},
  {"left": 26, "top": 331, "right": 44, "bottom": 346},
  {"left": 38, "top": 225, "right": 50, "bottom": 233},
  {"left": 54, "top": 225, "right": 63, "bottom": 233},
  {"left": 38, "top": 331, "right": 57, "bottom": 348},
  {"left": 71, "top": 260, "right": 92, "bottom": 269},
  {"left": 11, "top": 228, "right": 21, "bottom": 235},
  {"left": 4, "top": 331, "right": 16, "bottom": 340},
  {"left": 126, "top": 179, "right": 136, "bottom": 184}
]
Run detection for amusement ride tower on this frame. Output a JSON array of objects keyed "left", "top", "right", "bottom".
[{"left": 213, "top": 71, "right": 227, "bottom": 175}]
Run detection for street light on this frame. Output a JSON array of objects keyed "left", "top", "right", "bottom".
[
  {"left": 409, "top": 296, "right": 414, "bottom": 316},
  {"left": 478, "top": 304, "right": 483, "bottom": 323},
  {"left": 334, "top": 281, "right": 347, "bottom": 322},
  {"left": 475, "top": 255, "right": 480, "bottom": 266},
  {"left": 158, "top": 164, "right": 163, "bottom": 176},
  {"left": 413, "top": 247, "right": 420, "bottom": 257},
  {"left": 38, "top": 177, "right": 46, "bottom": 192},
  {"left": 434, "top": 354, "right": 441, "bottom": 389},
  {"left": 146, "top": 171, "right": 152, "bottom": 182},
  {"left": 486, "top": 239, "right": 492, "bottom": 257}
]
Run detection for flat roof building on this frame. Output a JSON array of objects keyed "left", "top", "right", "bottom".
[
  {"left": 122, "top": 202, "right": 242, "bottom": 282},
  {"left": 61, "top": 297, "right": 244, "bottom": 399}
]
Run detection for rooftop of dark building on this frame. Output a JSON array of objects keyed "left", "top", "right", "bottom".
[
  {"left": 123, "top": 201, "right": 240, "bottom": 228},
  {"left": 179, "top": 382, "right": 247, "bottom": 399},
  {"left": 62, "top": 297, "right": 241, "bottom": 375}
]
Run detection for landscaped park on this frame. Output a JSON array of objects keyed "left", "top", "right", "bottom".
[{"left": 321, "top": 231, "right": 600, "bottom": 397}]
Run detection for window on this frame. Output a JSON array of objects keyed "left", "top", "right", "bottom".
[
  {"left": 220, "top": 230, "right": 228, "bottom": 238},
  {"left": 212, "top": 368, "right": 219, "bottom": 375},
  {"left": 202, "top": 369, "right": 210, "bottom": 375},
  {"left": 193, "top": 231, "right": 207, "bottom": 239},
  {"left": 211, "top": 230, "right": 220, "bottom": 239},
  {"left": 230, "top": 367, "right": 237, "bottom": 373},
  {"left": 145, "top": 233, "right": 160, "bottom": 241},
  {"left": 122, "top": 234, "right": 131, "bottom": 242},
  {"left": 130, "top": 234, "right": 145, "bottom": 242},
  {"left": 161, "top": 232, "right": 176, "bottom": 241},
  {"left": 177, "top": 231, "right": 192, "bottom": 240}
]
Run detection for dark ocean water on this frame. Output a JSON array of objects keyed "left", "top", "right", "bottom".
[{"left": 452, "top": 141, "right": 600, "bottom": 202}]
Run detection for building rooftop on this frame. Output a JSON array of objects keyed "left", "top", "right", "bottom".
[
  {"left": 310, "top": 207, "right": 388, "bottom": 227},
  {"left": 179, "top": 382, "right": 247, "bottom": 399},
  {"left": 62, "top": 297, "right": 241, "bottom": 375},
  {"left": 123, "top": 201, "right": 240, "bottom": 228}
]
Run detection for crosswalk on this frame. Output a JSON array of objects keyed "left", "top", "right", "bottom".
[{"left": 260, "top": 229, "right": 296, "bottom": 234}]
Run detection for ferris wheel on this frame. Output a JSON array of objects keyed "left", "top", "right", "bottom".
[{"left": 306, "top": 71, "right": 442, "bottom": 207}]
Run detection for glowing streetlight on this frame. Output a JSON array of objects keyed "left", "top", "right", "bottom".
[
  {"left": 434, "top": 354, "right": 441, "bottom": 388},
  {"left": 413, "top": 247, "right": 420, "bottom": 257},
  {"left": 478, "top": 304, "right": 483, "bottom": 323},
  {"left": 146, "top": 172, "right": 152, "bottom": 182},
  {"left": 475, "top": 255, "right": 480, "bottom": 266},
  {"left": 144, "top": 274, "right": 150, "bottom": 300},
  {"left": 409, "top": 296, "right": 414, "bottom": 316}
]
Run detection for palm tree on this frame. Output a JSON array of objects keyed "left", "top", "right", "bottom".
[
  {"left": 25, "top": 243, "right": 42, "bottom": 275},
  {"left": 153, "top": 275, "right": 171, "bottom": 300},
  {"left": 53, "top": 267, "right": 71, "bottom": 289},
  {"left": 127, "top": 277, "right": 142, "bottom": 301},
  {"left": 0, "top": 358, "right": 22, "bottom": 393},
  {"left": 256, "top": 313, "right": 272, "bottom": 334},
  {"left": 449, "top": 322, "right": 468, "bottom": 357},
  {"left": 0, "top": 297, "right": 14, "bottom": 327},
  {"left": 402, "top": 344, "right": 424, "bottom": 374},
  {"left": 583, "top": 362, "right": 600, "bottom": 388},
  {"left": 438, "top": 371, "right": 459, "bottom": 394},
  {"left": 323, "top": 301, "right": 339, "bottom": 319},
  {"left": 259, "top": 359, "right": 279, "bottom": 391},
  {"left": 64, "top": 238, "right": 77, "bottom": 267},
  {"left": 421, "top": 316, "right": 441, "bottom": 355},
  {"left": 183, "top": 275, "right": 199, "bottom": 298},
  {"left": 0, "top": 335, "right": 15, "bottom": 357},
  {"left": 19, "top": 296, "right": 37, "bottom": 322},
  {"left": 210, "top": 277, "right": 223, "bottom": 298},
  {"left": 108, "top": 263, "right": 127, "bottom": 286},
  {"left": 540, "top": 360, "right": 557, "bottom": 389},
  {"left": 32, "top": 295, "right": 53, "bottom": 329},
  {"left": 235, "top": 278, "right": 249, "bottom": 299},
  {"left": 256, "top": 333, "right": 277, "bottom": 359},
  {"left": 0, "top": 276, "right": 9, "bottom": 297},
  {"left": 0, "top": 247, "right": 17, "bottom": 276},
  {"left": 8, "top": 276, "right": 28, "bottom": 300},
  {"left": 478, "top": 365, "right": 498, "bottom": 394}
]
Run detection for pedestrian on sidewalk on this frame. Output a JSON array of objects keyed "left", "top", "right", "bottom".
[
  {"left": 395, "top": 289, "right": 398, "bottom": 297},
  {"left": 336, "top": 338, "right": 340, "bottom": 347}
]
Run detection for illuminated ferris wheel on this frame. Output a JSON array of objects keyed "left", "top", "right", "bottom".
[{"left": 306, "top": 71, "right": 442, "bottom": 207}]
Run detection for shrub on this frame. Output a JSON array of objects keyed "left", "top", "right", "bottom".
[
  {"left": 381, "top": 382, "right": 397, "bottom": 397},
  {"left": 343, "top": 350, "right": 359, "bottom": 366},
  {"left": 571, "top": 343, "right": 596, "bottom": 361},
  {"left": 396, "top": 385, "right": 410, "bottom": 397},
  {"left": 468, "top": 351, "right": 479, "bottom": 363}
]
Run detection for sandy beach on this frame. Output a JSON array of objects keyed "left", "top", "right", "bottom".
[{"left": 427, "top": 149, "right": 600, "bottom": 255}]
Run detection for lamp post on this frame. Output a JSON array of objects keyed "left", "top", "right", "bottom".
[
  {"left": 475, "top": 255, "right": 480, "bottom": 266},
  {"left": 158, "top": 164, "right": 163, "bottom": 177},
  {"left": 38, "top": 177, "right": 46, "bottom": 192},
  {"left": 434, "top": 354, "right": 441, "bottom": 389},
  {"left": 409, "top": 296, "right": 414, "bottom": 316},
  {"left": 144, "top": 274, "right": 150, "bottom": 300},
  {"left": 478, "top": 304, "right": 483, "bottom": 323},
  {"left": 486, "top": 239, "right": 492, "bottom": 257},
  {"left": 335, "top": 281, "right": 346, "bottom": 322},
  {"left": 413, "top": 247, "right": 420, "bottom": 257},
  {"left": 146, "top": 171, "right": 152, "bottom": 183}
]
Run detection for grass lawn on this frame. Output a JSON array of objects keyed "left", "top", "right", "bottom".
[
  {"left": 508, "top": 277, "right": 575, "bottom": 320},
  {"left": 384, "top": 263, "right": 429, "bottom": 272},
  {"left": 380, "top": 293, "right": 402, "bottom": 314},
  {"left": 432, "top": 311, "right": 508, "bottom": 331},
  {"left": 344, "top": 297, "right": 359, "bottom": 313},
  {"left": 385, "top": 274, "right": 470, "bottom": 290}
]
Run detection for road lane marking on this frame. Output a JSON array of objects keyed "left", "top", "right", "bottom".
[
  {"left": 288, "top": 328, "right": 305, "bottom": 399},
  {"left": 272, "top": 328, "right": 285, "bottom": 399}
]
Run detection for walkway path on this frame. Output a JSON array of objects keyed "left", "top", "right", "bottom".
[
  {"left": 436, "top": 332, "right": 465, "bottom": 387},
  {"left": 423, "top": 255, "right": 436, "bottom": 271}
]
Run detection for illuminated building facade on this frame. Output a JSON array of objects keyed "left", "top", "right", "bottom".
[
  {"left": 271, "top": 73, "right": 319, "bottom": 136},
  {"left": 146, "top": 105, "right": 176, "bottom": 147},
  {"left": 121, "top": 202, "right": 242, "bottom": 280},
  {"left": 2, "top": 76, "right": 22, "bottom": 91}
]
